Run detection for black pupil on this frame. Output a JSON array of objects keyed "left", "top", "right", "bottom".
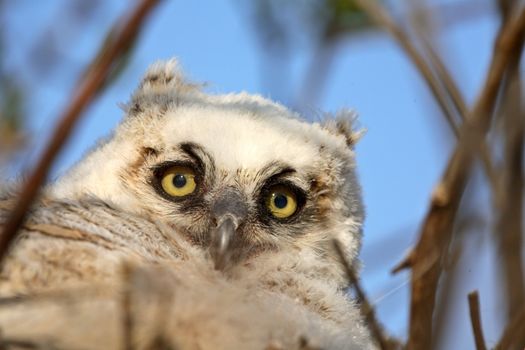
[
  {"left": 173, "top": 174, "right": 187, "bottom": 188},
  {"left": 274, "top": 194, "right": 288, "bottom": 209}
]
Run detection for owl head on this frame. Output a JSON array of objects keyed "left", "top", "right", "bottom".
[{"left": 51, "top": 59, "right": 364, "bottom": 280}]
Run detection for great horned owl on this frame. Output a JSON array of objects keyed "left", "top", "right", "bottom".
[{"left": 0, "top": 60, "right": 373, "bottom": 349}]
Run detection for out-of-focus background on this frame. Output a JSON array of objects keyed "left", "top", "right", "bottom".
[{"left": 0, "top": 1, "right": 522, "bottom": 349}]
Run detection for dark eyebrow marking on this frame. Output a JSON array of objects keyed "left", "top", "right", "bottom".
[
  {"left": 268, "top": 166, "right": 296, "bottom": 181},
  {"left": 253, "top": 162, "right": 297, "bottom": 194},
  {"left": 179, "top": 142, "right": 205, "bottom": 170},
  {"left": 179, "top": 142, "right": 215, "bottom": 175},
  {"left": 256, "top": 161, "right": 295, "bottom": 181}
]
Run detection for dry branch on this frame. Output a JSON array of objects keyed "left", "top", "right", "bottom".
[
  {"left": 412, "top": 30, "right": 498, "bottom": 189},
  {"left": 495, "top": 0, "right": 525, "bottom": 323},
  {"left": 496, "top": 60, "right": 525, "bottom": 322},
  {"left": 428, "top": 236, "right": 462, "bottom": 348},
  {"left": 406, "top": 0, "right": 468, "bottom": 123},
  {"left": 401, "top": 6, "right": 525, "bottom": 349},
  {"left": 0, "top": 0, "right": 161, "bottom": 263},
  {"left": 467, "top": 291, "right": 486, "bottom": 350},
  {"left": 332, "top": 240, "right": 400, "bottom": 350}
]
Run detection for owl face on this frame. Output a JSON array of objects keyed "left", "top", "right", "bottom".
[{"left": 51, "top": 60, "right": 364, "bottom": 273}]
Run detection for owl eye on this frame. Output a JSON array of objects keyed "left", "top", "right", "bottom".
[
  {"left": 266, "top": 186, "right": 298, "bottom": 219},
  {"left": 160, "top": 166, "right": 197, "bottom": 197}
]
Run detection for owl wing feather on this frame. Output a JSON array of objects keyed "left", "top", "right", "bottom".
[{"left": 0, "top": 194, "right": 374, "bottom": 350}]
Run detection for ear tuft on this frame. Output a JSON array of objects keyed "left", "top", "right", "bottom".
[
  {"left": 139, "top": 58, "right": 203, "bottom": 94},
  {"left": 322, "top": 109, "right": 365, "bottom": 148},
  {"left": 123, "top": 58, "right": 203, "bottom": 117},
  {"left": 140, "top": 59, "right": 180, "bottom": 88}
]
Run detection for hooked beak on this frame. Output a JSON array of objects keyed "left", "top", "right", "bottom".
[
  {"left": 209, "top": 188, "right": 248, "bottom": 270},
  {"left": 210, "top": 215, "right": 238, "bottom": 270}
]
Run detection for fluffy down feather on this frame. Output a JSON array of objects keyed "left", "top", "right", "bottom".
[{"left": 0, "top": 59, "right": 374, "bottom": 349}]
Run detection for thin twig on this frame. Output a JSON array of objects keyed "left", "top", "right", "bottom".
[
  {"left": 467, "top": 291, "right": 487, "bottom": 350},
  {"left": 332, "top": 239, "right": 400, "bottom": 350},
  {"left": 0, "top": 0, "right": 161, "bottom": 264},
  {"left": 391, "top": 5, "right": 525, "bottom": 349}
]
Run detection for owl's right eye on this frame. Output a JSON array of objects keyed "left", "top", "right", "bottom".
[
  {"left": 160, "top": 166, "right": 197, "bottom": 197},
  {"left": 265, "top": 185, "right": 299, "bottom": 219}
]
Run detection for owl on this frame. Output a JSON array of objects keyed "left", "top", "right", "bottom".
[{"left": 0, "top": 59, "right": 373, "bottom": 349}]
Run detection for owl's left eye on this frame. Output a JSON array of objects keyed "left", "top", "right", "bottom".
[{"left": 160, "top": 166, "right": 197, "bottom": 197}]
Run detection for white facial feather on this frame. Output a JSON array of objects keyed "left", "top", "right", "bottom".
[{"left": 49, "top": 58, "right": 364, "bottom": 279}]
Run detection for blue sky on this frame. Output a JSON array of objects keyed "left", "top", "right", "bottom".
[{"left": 3, "top": 1, "right": 508, "bottom": 347}]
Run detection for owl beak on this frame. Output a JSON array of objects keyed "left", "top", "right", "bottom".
[
  {"left": 211, "top": 215, "right": 238, "bottom": 270},
  {"left": 210, "top": 188, "right": 248, "bottom": 270}
]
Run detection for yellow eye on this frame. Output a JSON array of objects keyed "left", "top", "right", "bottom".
[
  {"left": 160, "top": 166, "right": 197, "bottom": 197},
  {"left": 266, "top": 186, "right": 298, "bottom": 219}
]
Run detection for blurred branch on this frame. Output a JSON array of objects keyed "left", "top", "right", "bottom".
[
  {"left": 0, "top": 1, "right": 26, "bottom": 161},
  {"left": 387, "top": 4, "right": 525, "bottom": 349},
  {"left": 410, "top": 10, "right": 498, "bottom": 191},
  {"left": 467, "top": 291, "right": 487, "bottom": 350},
  {"left": 28, "top": 0, "right": 105, "bottom": 79},
  {"left": 496, "top": 57, "right": 525, "bottom": 322},
  {"left": 495, "top": 305, "right": 525, "bottom": 350},
  {"left": 332, "top": 239, "right": 401, "bottom": 350},
  {"left": 0, "top": 0, "right": 162, "bottom": 263},
  {"left": 351, "top": 0, "right": 497, "bottom": 190},
  {"left": 0, "top": 82, "right": 26, "bottom": 159},
  {"left": 415, "top": 1, "right": 493, "bottom": 29},
  {"left": 495, "top": 0, "right": 525, "bottom": 323},
  {"left": 498, "top": 0, "right": 515, "bottom": 16},
  {"left": 294, "top": 41, "right": 337, "bottom": 112},
  {"left": 351, "top": 0, "right": 459, "bottom": 134},
  {"left": 418, "top": 37, "right": 466, "bottom": 122}
]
